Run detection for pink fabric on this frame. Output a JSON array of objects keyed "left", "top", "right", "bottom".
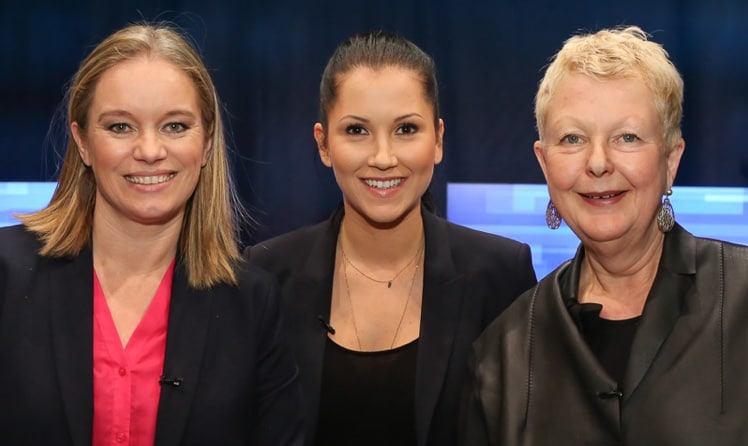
[{"left": 92, "top": 260, "right": 174, "bottom": 445}]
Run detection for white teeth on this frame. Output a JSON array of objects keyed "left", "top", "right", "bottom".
[
  {"left": 125, "top": 174, "right": 175, "bottom": 185},
  {"left": 364, "top": 178, "right": 402, "bottom": 189},
  {"left": 592, "top": 193, "right": 617, "bottom": 199}
]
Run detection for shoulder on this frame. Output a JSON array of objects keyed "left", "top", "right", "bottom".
[
  {"left": 0, "top": 225, "right": 42, "bottom": 267},
  {"left": 476, "top": 259, "right": 568, "bottom": 347},
  {"left": 0, "top": 224, "right": 41, "bottom": 253},
  {"left": 245, "top": 219, "right": 333, "bottom": 273},
  {"left": 247, "top": 221, "right": 328, "bottom": 259},
  {"left": 430, "top": 215, "right": 534, "bottom": 270},
  {"left": 0, "top": 225, "right": 46, "bottom": 305},
  {"left": 442, "top": 218, "right": 529, "bottom": 252}
]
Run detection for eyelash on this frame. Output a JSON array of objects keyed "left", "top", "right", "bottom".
[
  {"left": 561, "top": 134, "right": 582, "bottom": 144},
  {"left": 163, "top": 122, "right": 189, "bottom": 133},
  {"left": 108, "top": 123, "right": 132, "bottom": 133},
  {"left": 106, "top": 122, "right": 190, "bottom": 134},
  {"left": 345, "top": 124, "right": 367, "bottom": 135},
  {"left": 396, "top": 123, "right": 418, "bottom": 135},
  {"left": 560, "top": 133, "right": 640, "bottom": 145},
  {"left": 344, "top": 123, "right": 419, "bottom": 136}
]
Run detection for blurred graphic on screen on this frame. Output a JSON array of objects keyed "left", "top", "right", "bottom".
[
  {"left": 447, "top": 183, "right": 748, "bottom": 279},
  {"left": 0, "top": 182, "right": 57, "bottom": 228}
]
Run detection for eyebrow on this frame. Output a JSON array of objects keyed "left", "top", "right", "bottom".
[
  {"left": 338, "top": 113, "right": 424, "bottom": 123},
  {"left": 96, "top": 109, "right": 199, "bottom": 122}
]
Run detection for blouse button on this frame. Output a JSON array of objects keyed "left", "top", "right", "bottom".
[
  {"left": 116, "top": 432, "right": 127, "bottom": 443},
  {"left": 118, "top": 367, "right": 127, "bottom": 376}
]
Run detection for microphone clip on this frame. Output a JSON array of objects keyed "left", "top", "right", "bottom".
[{"left": 159, "top": 375, "right": 184, "bottom": 387}]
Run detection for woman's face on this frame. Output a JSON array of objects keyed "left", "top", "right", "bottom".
[
  {"left": 534, "top": 72, "right": 684, "bottom": 247},
  {"left": 315, "top": 66, "right": 443, "bottom": 227},
  {"left": 71, "top": 56, "right": 210, "bottom": 229}
]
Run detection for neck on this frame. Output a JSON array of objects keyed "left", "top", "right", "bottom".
[
  {"left": 91, "top": 211, "right": 181, "bottom": 277},
  {"left": 338, "top": 205, "right": 425, "bottom": 268},
  {"left": 578, "top": 228, "right": 665, "bottom": 319}
]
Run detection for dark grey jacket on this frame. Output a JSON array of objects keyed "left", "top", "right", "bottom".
[{"left": 463, "top": 223, "right": 748, "bottom": 445}]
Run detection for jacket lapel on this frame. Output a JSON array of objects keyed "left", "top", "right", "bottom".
[
  {"left": 292, "top": 215, "right": 339, "bottom": 442},
  {"left": 154, "top": 263, "right": 212, "bottom": 446},
  {"left": 48, "top": 251, "right": 94, "bottom": 446},
  {"left": 624, "top": 225, "right": 696, "bottom": 398},
  {"left": 414, "top": 211, "right": 464, "bottom": 445}
]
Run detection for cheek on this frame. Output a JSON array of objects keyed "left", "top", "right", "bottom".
[{"left": 543, "top": 157, "right": 578, "bottom": 190}]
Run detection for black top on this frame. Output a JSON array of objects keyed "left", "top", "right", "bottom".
[
  {"left": 569, "top": 300, "right": 641, "bottom": 387},
  {"left": 315, "top": 337, "right": 419, "bottom": 446}
]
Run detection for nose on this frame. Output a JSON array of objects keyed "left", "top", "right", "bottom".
[
  {"left": 587, "top": 140, "right": 612, "bottom": 177},
  {"left": 133, "top": 130, "right": 167, "bottom": 164},
  {"left": 368, "top": 137, "right": 398, "bottom": 170}
]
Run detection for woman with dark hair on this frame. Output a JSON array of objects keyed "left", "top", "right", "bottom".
[{"left": 246, "top": 31, "right": 536, "bottom": 446}]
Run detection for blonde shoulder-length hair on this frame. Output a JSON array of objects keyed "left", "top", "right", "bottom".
[{"left": 19, "top": 23, "right": 247, "bottom": 289}]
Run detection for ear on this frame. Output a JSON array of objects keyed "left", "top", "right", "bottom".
[
  {"left": 202, "top": 135, "right": 213, "bottom": 167},
  {"left": 71, "top": 122, "right": 91, "bottom": 167},
  {"left": 666, "top": 138, "right": 685, "bottom": 189},
  {"left": 433, "top": 118, "right": 444, "bottom": 165},
  {"left": 533, "top": 140, "right": 550, "bottom": 182},
  {"left": 314, "top": 123, "right": 332, "bottom": 167}
]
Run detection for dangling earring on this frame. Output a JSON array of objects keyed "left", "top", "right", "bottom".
[
  {"left": 657, "top": 189, "right": 675, "bottom": 233},
  {"left": 546, "top": 200, "right": 561, "bottom": 230}
]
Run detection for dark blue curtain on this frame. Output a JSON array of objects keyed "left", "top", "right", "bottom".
[{"left": 2, "top": 0, "right": 746, "bottom": 244}]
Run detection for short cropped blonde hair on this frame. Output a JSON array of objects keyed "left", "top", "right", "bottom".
[
  {"left": 19, "top": 23, "right": 246, "bottom": 288},
  {"left": 535, "top": 26, "right": 683, "bottom": 152}
]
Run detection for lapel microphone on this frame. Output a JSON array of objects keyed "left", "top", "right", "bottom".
[
  {"left": 159, "top": 376, "right": 184, "bottom": 387},
  {"left": 317, "top": 315, "right": 336, "bottom": 334}
]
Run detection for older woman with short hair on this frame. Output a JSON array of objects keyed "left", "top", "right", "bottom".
[{"left": 462, "top": 26, "right": 748, "bottom": 445}]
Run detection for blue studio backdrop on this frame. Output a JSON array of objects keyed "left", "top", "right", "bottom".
[{"left": 1, "top": 0, "right": 746, "bottom": 245}]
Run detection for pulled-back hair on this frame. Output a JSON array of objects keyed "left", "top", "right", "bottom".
[
  {"left": 19, "top": 23, "right": 246, "bottom": 288},
  {"left": 318, "top": 31, "right": 440, "bottom": 130},
  {"left": 535, "top": 26, "right": 684, "bottom": 151}
]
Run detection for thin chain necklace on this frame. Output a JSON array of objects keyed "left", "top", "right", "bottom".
[
  {"left": 340, "top": 241, "right": 424, "bottom": 350},
  {"left": 339, "top": 240, "right": 423, "bottom": 288}
]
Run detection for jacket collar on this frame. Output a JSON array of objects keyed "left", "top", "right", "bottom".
[
  {"left": 415, "top": 209, "right": 465, "bottom": 445},
  {"left": 47, "top": 247, "right": 212, "bottom": 446},
  {"left": 154, "top": 261, "right": 212, "bottom": 446},
  {"left": 295, "top": 206, "right": 465, "bottom": 445},
  {"left": 557, "top": 223, "right": 697, "bottom": 398},
  {"left": 47, "top": 249, "right": 94, "bottom": 446}
]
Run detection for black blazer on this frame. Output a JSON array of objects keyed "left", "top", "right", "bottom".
[
  {"left": 463, "top": 224, "right": 748, "bottom": 445},
  {"left": 0, "top": 225, "right": 304, "bottom": 446},
  {"left": 246, "top": 208, "right": 537, "bottom": 446}
]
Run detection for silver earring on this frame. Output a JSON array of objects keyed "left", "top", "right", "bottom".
[
  {"left": 546, "top": 200, "right": 561, "bottom": 230},
  {"left": 657, "top": 189, "right": 675, "bottom": 233}
]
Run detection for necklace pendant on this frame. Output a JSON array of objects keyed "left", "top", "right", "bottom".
[{"left": 387, "top": 280, "right": 392, "bottom": 288}]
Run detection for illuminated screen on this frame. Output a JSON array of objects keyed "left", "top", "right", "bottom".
[
  {"left": 0, "top": 182, "right": 57, "bottom": 228},
  {"left": 447, "top": 183, "right": 748, "bottom": 279}
]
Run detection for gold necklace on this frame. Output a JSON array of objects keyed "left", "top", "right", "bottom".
[
  {"left": 339, "top": 240, "right": 423, "bottom": 288},
  {"left": 340, "top": 242, "right": 423, "bottom": 350}
]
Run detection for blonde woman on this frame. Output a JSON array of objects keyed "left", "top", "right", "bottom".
[
  {"left": 463, "top": 26, "right": 748, "bottom": 445},
  {"left": 0, "top": 23, "right": 302, "bottom": 445}
]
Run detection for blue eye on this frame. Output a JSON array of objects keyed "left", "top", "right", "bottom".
[
  {"left": 562, "top": 134, "right": 581, "bottom": 144},
  {"left": 621, "top": 133, "right": 638, "bottom": 143},
  {"left": 108, "top": 123, "right": 131, "bottom": 133},
  {"left": 164, "top": 122, "right": 188, "bottom": 133}
]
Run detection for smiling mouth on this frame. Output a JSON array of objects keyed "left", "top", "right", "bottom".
[
  {"left": 125, "top": 174, "right": 175, "bottom": 185},
  {"left": 581, "top": 191, "right": 624, "bottom": 199},
  {"left": 364, "top": 178, "right": 403, "bottom": 189}
]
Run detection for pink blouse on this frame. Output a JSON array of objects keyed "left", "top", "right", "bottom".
[{"left": 92, "top": 260, "right": 174, "bottom": 445}]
